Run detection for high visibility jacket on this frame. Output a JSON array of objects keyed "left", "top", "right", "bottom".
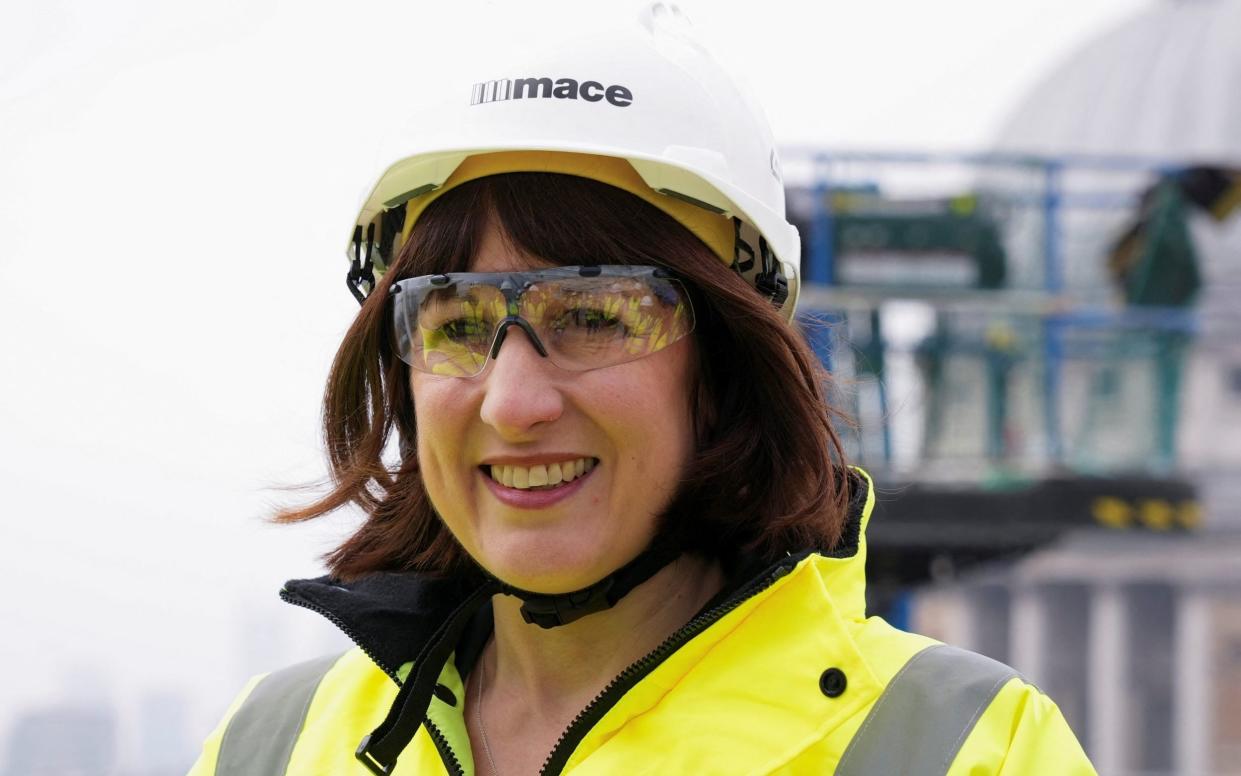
[{"left": 190, "top": 473, "right": 1096, "bottom": 775}]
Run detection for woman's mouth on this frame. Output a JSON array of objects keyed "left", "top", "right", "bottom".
[{"left": 484, "top": 457, "right": 597, "bottom": 490}]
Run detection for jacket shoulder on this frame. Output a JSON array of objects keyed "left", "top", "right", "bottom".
[
  {"left": 188, "top": 650, "right": 375, "bottom": 776},
  {"left": 842, "top": 635, "right": 1096, "bottom": 776},
  {"left": 950, "top": 672, "right": 1097, "bottom": 775},
  {"left": 833, "top": 641, "right": 1018, "bottom": 774},
  {"left": 821, "top": 621, "right": 1095, "bottom": 776}
]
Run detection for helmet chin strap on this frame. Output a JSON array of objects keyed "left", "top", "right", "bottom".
[
  {"left": 354, "top": 536, "right": 686, "bottom": 775},
  {"left": 491, "top": 537, "right": 684, "bottom": 629}
]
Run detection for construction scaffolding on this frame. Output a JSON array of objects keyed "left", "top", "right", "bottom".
[{"left": 785, "top": 149, "right": 1214, "bottom": 481}]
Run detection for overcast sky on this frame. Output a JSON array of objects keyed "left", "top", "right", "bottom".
[{"left": 0, "top": 0, "right": 1152, "bottom": 764}]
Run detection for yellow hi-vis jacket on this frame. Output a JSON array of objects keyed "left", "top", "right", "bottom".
[{"left": 190, "top": 473, "right": 1096, "bottom": 775}]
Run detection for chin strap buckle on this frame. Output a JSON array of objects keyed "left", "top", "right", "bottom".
[
  {"left": 755, "top": 269, "right": 789, "bottom": 307},
  {"left": 517, "top": 577, "right": 617, "bottom": 629},
  {"left": 753, "top": 235, "right": 789, "bottom": 308},
  {"left": 733, "top": 218, "right": 790, "bottom": 311},
  {"left": 347, "top": 223, "right": 377, "bottom": 305},
  {"left": 499, "top": 537, "right": 684, "bottom": 629}
]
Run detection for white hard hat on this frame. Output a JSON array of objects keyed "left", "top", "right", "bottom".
[{"left": 346, "top": 1, "right": 800, "bottom": 318}]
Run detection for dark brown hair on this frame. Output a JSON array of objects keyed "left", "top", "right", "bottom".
[{"left": 277, "top": 173, "right": 851, "bottom": 579}]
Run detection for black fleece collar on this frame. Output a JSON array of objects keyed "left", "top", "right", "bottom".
[{"left": 280, "top": 570, "right": 483, "bottom": 681}]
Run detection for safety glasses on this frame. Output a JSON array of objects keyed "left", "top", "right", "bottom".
[{"left": 389, "top": 266, "right": 695, "bottom": 377}]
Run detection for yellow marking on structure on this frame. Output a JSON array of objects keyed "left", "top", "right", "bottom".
[
  {"left": 1091, "top": 497, "right": 1132, "bottom": 529},
  {"left": 1138, "top": 499, "right": 1175, "bottom": 531},
  {"left": 1176, "top": 501, "right": 1203, "bottom": 530}
]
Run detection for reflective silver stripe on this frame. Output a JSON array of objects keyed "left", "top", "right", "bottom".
[
  {"left": 215, "top": 653, "right": 343, "bottom": 776},
  {"left": 835, "top": 644, "right": 1020, "bottom": 776}
]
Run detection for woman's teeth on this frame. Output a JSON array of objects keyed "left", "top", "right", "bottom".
[{"left": 488, "top": 458, "right": 595, "bottom": 490}]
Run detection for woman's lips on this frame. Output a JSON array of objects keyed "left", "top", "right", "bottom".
[
  {"left": 484, "top": 457, "right": 596, "bottom": 488},
  {"left": 480, "top": 465, "right": 594, "bottom": 509}
]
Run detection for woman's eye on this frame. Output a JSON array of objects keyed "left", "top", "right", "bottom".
[
  {"left": 558, "top": 308, "right": 626, "bottom": 334},
  {"left": 436, "top": 318, "right": 488, "bottom": 341}
]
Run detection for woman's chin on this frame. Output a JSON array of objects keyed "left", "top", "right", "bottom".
[
  {"left": 477, "top": 539, "right": 624, "bottom": 595},
  {"left": 466, "top": 509, "right": 657, "bottom": 594},
  {"left": 485, "top": 560, "right": 604, "bottom": 595}
]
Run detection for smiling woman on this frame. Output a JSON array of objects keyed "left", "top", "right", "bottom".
[
  {"left": 188, "top": 3, "right": 1094, "bottom": 775},
  {"left": 289, "top": 170, "right": 847, "bottom": 589},
  {"left": 412, "top": 215, "right": 701, "bottom": 618}
]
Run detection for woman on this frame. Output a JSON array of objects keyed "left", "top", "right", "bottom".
[{"left": 192, "top": 5, "right": 1094, "bottom": 775}]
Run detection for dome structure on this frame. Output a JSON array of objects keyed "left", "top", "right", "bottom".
[
  {"left": 993, "top": 0, "right": 1241, "bottom": 164},
  {"left": 991, "top": 0, "right": 1241, "bottom": 327}
]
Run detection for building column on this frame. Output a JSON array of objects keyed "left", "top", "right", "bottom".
[
  {"left": 1174, "top": 586, "right": 1212, "bottom": 776},
  {"left": 1088, "top": 583, "right": 1125, "bottom": 773},
  {"left": 909, "top": 587, "right": 974, "bottom": 650},
  {"left": 1009, "top": 583, "right": 1047, "bottom": 686}
]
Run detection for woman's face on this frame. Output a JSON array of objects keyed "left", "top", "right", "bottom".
[{"left": 410, "top": 220, "right": 697, "bottom": 593}]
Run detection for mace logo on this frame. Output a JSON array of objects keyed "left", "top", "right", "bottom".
[{"left": 471, "top": 77, "right": 634, "bottom": 108}]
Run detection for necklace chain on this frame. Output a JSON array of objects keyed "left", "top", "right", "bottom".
[{"left": 475, "top": 650, "right": 503, "bottom": 776}]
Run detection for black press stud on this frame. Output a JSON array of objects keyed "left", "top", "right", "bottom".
[{"left": 819, "top": 667, "right": 847, "bottom": 698}]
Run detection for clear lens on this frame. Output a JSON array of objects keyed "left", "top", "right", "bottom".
[{"left": 391, "top": 267, "right": 694, "bottom": 377}]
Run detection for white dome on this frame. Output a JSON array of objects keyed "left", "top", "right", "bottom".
[{"left": 993, "top": 0, "right": 1241, "bottom": 165}]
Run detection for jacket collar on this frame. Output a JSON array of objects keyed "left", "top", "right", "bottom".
[
  {"left": 817, "top": 466, "right": 875, "bottom": 622},
  {"left": 280, "top": 468, "right": 874, "bottom": 682},
  {"left": 280, "top": 569, "right": 481, "bottom": 681}
]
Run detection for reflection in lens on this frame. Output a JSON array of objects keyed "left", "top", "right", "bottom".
[
  {"left": 400, "top": 270, "right": 694, "bottom": 376},
  {"left": 532, "top": 278, "right": 691, "bottom": 370},
  {"left": 415, "top": 285, "right": 507, "bottom": 376}
]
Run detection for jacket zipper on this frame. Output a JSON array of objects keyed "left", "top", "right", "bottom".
[
  {"left": 283, "top": 555, "right": 802, "bottom": 776},
  {"left": 537, "top": 557, "right": 800, "bottom": 775},
  {"left": 425, "top": 719, "right": 467, "bottom": 776}
]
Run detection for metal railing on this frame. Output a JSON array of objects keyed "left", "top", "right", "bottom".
[{"left": 784, "top": 149, "right": 1203, "bottom": 477}]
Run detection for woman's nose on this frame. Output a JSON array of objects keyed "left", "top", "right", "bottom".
[{"left": 478, "top": 326, "right": 565, "bottom": 439}]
